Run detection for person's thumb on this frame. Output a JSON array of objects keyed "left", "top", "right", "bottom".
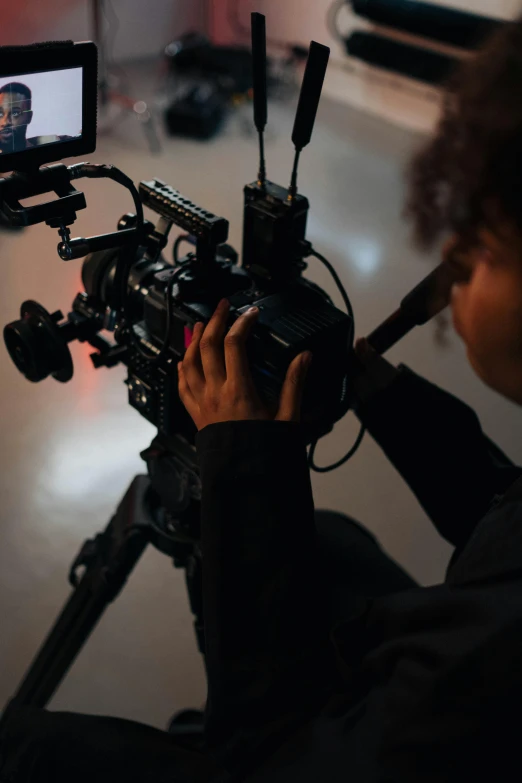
[{"left": 276, "top": 352, "right": 313, "bottom": 423}]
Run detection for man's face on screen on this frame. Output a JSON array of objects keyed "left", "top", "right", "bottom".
[{"left": 0, "top": 91, "right": 33, "bottom": 152}]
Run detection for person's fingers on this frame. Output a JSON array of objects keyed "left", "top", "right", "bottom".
[
  {"left": 178, "top": 362, "right": 200, "bottom": 423},
  {"left": 223, "top": 307, "right": 259, "bottom": 386},
  {"left": 199, "top": 298, "right": 229, "bottom": 386},
  {"left": 276, "top": 352, "right": 312, "bottom": 423},
  {"left": 182, "top": 321, "right": 205, "bottom": 397}
]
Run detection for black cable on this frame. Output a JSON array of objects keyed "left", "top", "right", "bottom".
[
  {"left": 68, "top": 162, "right": 144, "bottom": 315},
  {"left": 96, "top": 185, "right": 178, "bottom": 366},
  {"left": 85, "top": 170, "right": 154, "bottom": 362},
  {"left": 308, "top": 247, "right": 354, "bottom": 339},
  {"left": 68, "top": 162, "right": 144, "bottom": 231},
  {"left": 107, "top": 178, "right": 143, "bottom": 318},
  {"left": 67, "top": 162, "right": 181, "bottom": 365},
  {"left": 327, "top": 0, "right": 348, "bottom": 44},
  {"left": 173, "top": 234, "right": 192, "bottom": 263},
  {"left": 142, "top": 269, "right": 180, "bottom": 363},
  {"left": 304, "top": 244, "right": 366, "bottom": 471},
  {"left": 126, "top": 264, "right": 188, "bottom": 364},
  {"left": 308, "top": 423, "right": 366, "bottom": 472}
]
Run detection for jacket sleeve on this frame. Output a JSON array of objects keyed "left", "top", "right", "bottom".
[
  {"left": 355, "top": 365, "right": 521, "bottom": 552},
  {"left": 196, "top": 420, "right": 337, "bottom": 774}
]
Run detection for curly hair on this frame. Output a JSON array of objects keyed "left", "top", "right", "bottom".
[{"left": 405, "top": 16, "right": 522, "bottom": 250}]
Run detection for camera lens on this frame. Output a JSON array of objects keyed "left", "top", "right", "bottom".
[
  {"left": 3, "top": 301, "right": 73, "bottom": 383},
  {"left": 82, "top": 248, "right": 120, "bottom": 303}
]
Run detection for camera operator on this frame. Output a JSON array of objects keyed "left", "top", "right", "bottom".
[{"left": 3, "top": 15, "right": 522, "bottom": 783}]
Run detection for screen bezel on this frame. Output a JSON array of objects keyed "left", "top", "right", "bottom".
[{"left": 0, "top": 41, "right": 97, "bottom": 173}]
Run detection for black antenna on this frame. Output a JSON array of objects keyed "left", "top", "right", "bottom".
[
  {"left": 289, "top": 41, "right": 330, "bottom": 201},
  {"left": 251, "top": 12, "right": 268, "bottom": 188}
]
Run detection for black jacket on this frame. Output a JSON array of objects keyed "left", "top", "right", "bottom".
[{"left": 196, "top": 366, "right": 522, "bottom": 782}]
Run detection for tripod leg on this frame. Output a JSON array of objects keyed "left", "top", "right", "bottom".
[{"left": 7, "top": 476, "right": 152, "bottom": 710}]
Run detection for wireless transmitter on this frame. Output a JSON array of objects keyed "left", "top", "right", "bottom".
[{"left": 242, "top": 13, "right": 330, "bottom": 283}]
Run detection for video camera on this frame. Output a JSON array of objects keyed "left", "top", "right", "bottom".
[
  {"left": 1, "top": 19, "right": 455, "bottom": 468},
  {"left": 0, "top": 17, "right": 460, "bottom": 715}
]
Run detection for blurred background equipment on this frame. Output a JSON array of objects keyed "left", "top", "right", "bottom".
[
  {"left": 161, "top": 5, "right": 310, "bottom": 142},
  {"left": 93, "top": 0, "right": 161, "bottom": 153},
  {"left": 165, "top": 32, "right": 254, "bottom": 94},
  {"left": 162, "top": 31, "right": 253, "bottom": 139},
  {"left": 347, "top": 0, "right": 503, "bottom": 49},
  {"left": 164, "top": 78, "right": 228, "bottom": 140},
  {"left": 344, "top": 31, "right": 456, "bottom": 86},
  {"left": 329, "top": 0, "right": 506, "bottom": 86}
]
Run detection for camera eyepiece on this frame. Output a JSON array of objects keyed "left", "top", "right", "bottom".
[{"left": 4, "top": 301, "right": 73, "bottom": 383}]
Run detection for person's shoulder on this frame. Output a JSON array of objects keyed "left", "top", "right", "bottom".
[{"left": 448, "top": 487, "right": 522, "bottom": 585}]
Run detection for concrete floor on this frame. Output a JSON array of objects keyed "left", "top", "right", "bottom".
[{"left": 2, "top": 71, "right": 522, "bottom": 731}]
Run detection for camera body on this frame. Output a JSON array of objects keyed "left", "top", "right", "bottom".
[
  {"left": 1, "top": 28, "right": 357, "bottom": 450},
  {"left": 79, "top": 176, "right": 351, "bottom": 446},
  {"left": 128, "top": 270, "right": 349, "bottom": 444}
]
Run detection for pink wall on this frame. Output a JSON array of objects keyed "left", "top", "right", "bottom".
[
  {"left": 210, "top": 0, "right": 519, "bottom": 47},
  {"left": 0, "top": 0, "right": 85, "bottom": 46},
  {"left": 0, "top": 0, "right": 205, "bottom": 61},
  {"left": 209, "top": 0, "right": 243, "bottom": 45}
]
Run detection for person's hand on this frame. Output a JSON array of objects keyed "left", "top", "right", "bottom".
[{"left": 178, "top": 298, "right": 313, "bottom": 431}]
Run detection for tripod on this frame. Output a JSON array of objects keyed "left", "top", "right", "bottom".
[{"left": 6, "top": 435, "right": 206, "bottom": 746}]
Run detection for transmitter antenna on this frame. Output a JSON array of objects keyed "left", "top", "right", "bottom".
[
  {"left": 288, "top": 41, "right": 330, "bottom": 201},
  {"left": 251, "top": 12, "right": 268, "bottom": 188}
]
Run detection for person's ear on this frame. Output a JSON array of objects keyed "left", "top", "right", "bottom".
[{"left": 26, "top": 110, "right": 33, "bottom": 126}]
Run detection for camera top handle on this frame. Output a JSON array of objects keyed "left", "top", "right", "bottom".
[
  {"left": 0, "top": 162, "right": 143, "bottom": 262},
  {"left": 0, "top": 164, "right": 86, "bottom": 229}
]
